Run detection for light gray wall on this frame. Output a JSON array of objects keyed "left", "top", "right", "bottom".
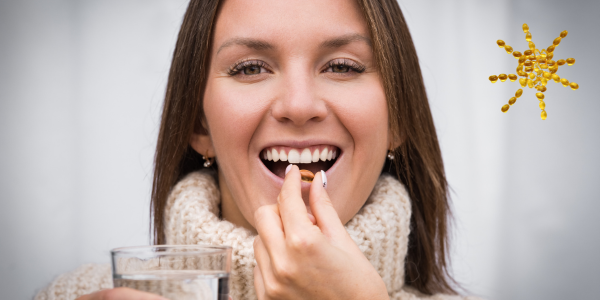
[{"left": 1, "top": 1, "right": 598, "bottom": 299}]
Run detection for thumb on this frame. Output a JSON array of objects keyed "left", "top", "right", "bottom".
[{"left": 308, "top": 171, "right": 346, "bottom": 239}]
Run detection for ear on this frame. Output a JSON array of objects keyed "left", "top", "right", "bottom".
[{"left": 190, "top": 132, "right": 216, "bottom": 158}]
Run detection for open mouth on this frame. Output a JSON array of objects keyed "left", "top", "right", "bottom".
[{"left": 261, "top": 145, "right": 340, "bottom": 179}]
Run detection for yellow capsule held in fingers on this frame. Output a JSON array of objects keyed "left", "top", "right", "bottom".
[
  {"left": 553, "top": 37, "right": 561, "bottom": 46},
  {"left": 489, "top": 75, "right": 498, "bottom": 83},
  {"left": 541, "top": 110, "right": 547, "bottom": 120},
  {"left": 509, "top": 97, "right": 517, "bottom": 105},
  {"left": 525, "top": 32, "right": 532, "bottom": 41},
  {"left": 504, "top": 45, "right": 513, "bottom": 54},
  {"left": 560, "top": 78, "right": 569, "bottom": 86},
  {"left": 497, "top": 40, "right": 505, "bottom": 47},
  {"left": 519, "top": 78, "right": 527, "bottom": 87},
  {"left": 536, "top": 92, "right": 545, "bottom": 100},
  {"left": 515, "top": 89, "right": 523, "bottom": 98},
  {"left": 539, "top": 101, "right": 546, "bottom": 110},
  {"left": 499, "top": 74, "right": 508, "bottom": 82},
  {"left": 566, "top": 58, "right": 575, "bottom": 66},
  {"left": 501, "top": 104, "right": 510, "bottom": 113},
  {"left": 508, "top": 74, "right": 518, "bottom": 82},
  {"left": 560, "top": 30, "right": 568, "bottom": 38},
  {"left": 523, "top": 23, "right": 529, "bottom": 33},
  {"left": 570, "top": 82, "right": 579, "bottom": 90}
]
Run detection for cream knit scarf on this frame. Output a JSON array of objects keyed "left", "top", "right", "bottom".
[{"left": 164, "top": 171, "right": 412, "bottom": 300}]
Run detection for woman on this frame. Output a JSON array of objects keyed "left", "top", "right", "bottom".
[{"left": 37, "top": 0, "right": 479, "bottom": 299}]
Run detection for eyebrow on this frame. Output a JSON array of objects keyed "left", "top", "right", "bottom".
[{"left": 216, "top": 33, "right": 372, "bottom": 55}]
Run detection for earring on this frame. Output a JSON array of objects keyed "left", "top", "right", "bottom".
[
  {"left": 203, "top": 151, "right": 214, "bottom": 167},
  {"left": 387, "top": 149, "right": 395, "bottom": 160}
]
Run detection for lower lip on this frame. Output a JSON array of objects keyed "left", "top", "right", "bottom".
[{"left": 257, "top": 154, "right": 341, "bottom": 188}]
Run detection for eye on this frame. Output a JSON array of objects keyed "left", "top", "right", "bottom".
[
  {"left": 324, "top": 58, "right": 366, "bottom": 74},
  {"left": 228, "top": 60, "right": 270, "bottom": 76}
]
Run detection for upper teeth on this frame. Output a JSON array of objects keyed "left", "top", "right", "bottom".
[{"left": 262, "top": 146, "right": 338, "bottom": 163}]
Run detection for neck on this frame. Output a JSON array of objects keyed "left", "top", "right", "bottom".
[{"left": 218, "top": 170, "right": 257, "bottom": 233}]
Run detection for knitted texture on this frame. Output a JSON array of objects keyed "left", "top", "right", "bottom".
[{"left": 36, "top": 170, "right": 481, "bottom": 300}]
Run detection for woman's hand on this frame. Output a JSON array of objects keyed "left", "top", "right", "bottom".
[
  {"left": 75, "top": 287, "right": 168, "bottom": 300},
  {"left": 253, "top": 165, "right": 390, "bottom": 300}
]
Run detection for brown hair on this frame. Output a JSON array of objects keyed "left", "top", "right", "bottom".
[{"left": 151, "top": 0, "right": 456, "bottom": 295}]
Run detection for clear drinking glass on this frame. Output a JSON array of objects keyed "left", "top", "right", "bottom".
[{"left": 111, "top": 245, "right": 232, "bottom": 300}]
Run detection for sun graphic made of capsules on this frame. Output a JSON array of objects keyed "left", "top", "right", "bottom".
[{"left": 489, "top": 23, "right": 579, "bottom": 120}]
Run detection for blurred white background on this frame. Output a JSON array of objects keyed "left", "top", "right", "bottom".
[{"left": 0, "top": 0, "right": 598, "bottom": 299}]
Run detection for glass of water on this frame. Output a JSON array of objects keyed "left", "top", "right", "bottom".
[{"left": 111, "top": 245, "right": 232, "bottom": 300}]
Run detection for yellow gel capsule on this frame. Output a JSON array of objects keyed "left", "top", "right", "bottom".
[
  {"left": 527, "top": 79, "right": 534, "bottom": 88},
  {"left": 538, "top": 57, "right": 547, "bottom": 64},
  {"left": 553, "top": 37, "right": 561, "bottom": 46},
  {"left": 501, "top": 104, "right": 510, "bottom": 113},
  {"left": 528, "top": 72, "right": 536, "bottom": 79},
  {"left": 534, "top": 68, "right": 541, "bottom": 74},
  {"left": 523, "top": 23, "right": 529, "bottom": 33},
  {"left": 560, "top": 30, "right": 568, "bottom": 38},
  {"left": 540, "top": 64, "right": 548, "bottom": 69},
  {"left": 508, "top": 97, "right": 517, "bottom": 105},
  {"left": 508, "top": 74, "right": 518, "bottom": 82},
  {"left": 518, "top": 56, "right": 528, "bottom": 64},
  {"left": 499, "top": 74, "right": 508, "bottom": 82},
  {"left": 519, "top": 78, "right": 527, "bottom": 87},
  {"left": 552, "top": 74, "right": 560, "bottom": 82},
  {"left": 547, "top": 52, "right": 554, "bottom": 59},
  {"left": 547, "top": 60, "right": 556, "bottom": 66},
  {"left": 513, "top": 51, "right": 522, "bottom": 58},
  {"left": 529, "top": 41, "right": 535, "bottom": 50},
  {"left": 541, "top": 110, "right": 547, "bottom": 120},
  {"left": 547, "top": 45, "right": 555, "bottom": 53},
  {"left": 539, "top": 101, "right": 546, "bottom": 110},
  {"left": 524, "top": 61, "right": 533, "bottom": 67},
  {"left": 529, "top": 55, "right": 536, "bottom": 61},
  {"left": 524, "top": 50, "right": 533, "bottom": 56},
  {"left": 570, "top": 82, "right": 579, "bottom": 90},
  {"left": 504, "top": 45, "right": 513, "bottom": 54},
  {"left": 489, "top": 75, "right": 498, "bottom": 83},
  {"left": 525, "top": 66, "right": 533, "bottom": 73},
  {"left": 557, "top": 59, "right": 566, "bottom": 66},
  {"left": 525, "top": 32, "right": 532, "bottom": 41},
  {"left": 516, "top": 65, "right": 524, "bottom": 72},
  {"left": 543, "top": 72, "right": 551, "bottom": 79},
  {"left": 515, "top": 89, "right": 523, "bottom": 98},
  {"left": 540, "top": 86, "right": 547, "bottom": 92},
  {"left": 497, "top": 40, "right": 505, "bottom": 47},
  {"left": 541, "top": 78, "right": 548, "bottom": 86},
  {"left": 518, "top": 71, "right": 528, "bottom": 77},
  {"left": 536, "top": 92, "right": 545, "bottom": 100},
  {"left": 561, "top": 78, "right": 569, "bottom": 86},
  {"left": 566, "top": 58, "right": 575, "bottom": 66}
]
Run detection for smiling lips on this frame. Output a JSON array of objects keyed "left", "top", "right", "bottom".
[{"left": 261, "top": 145, "right": 340, "bottom": 178}]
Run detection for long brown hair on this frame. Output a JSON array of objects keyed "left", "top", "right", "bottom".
[{"left": 151, "top": 0, "right": 456, "bottom": 295}]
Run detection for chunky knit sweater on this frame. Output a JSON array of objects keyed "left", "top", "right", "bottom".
[{"left": 36, "top": 171, "right": 480, "bottom": 300}]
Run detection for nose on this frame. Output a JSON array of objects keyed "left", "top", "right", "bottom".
[{"left": 270, "top": 67, "right": 327, "bottom": 126}]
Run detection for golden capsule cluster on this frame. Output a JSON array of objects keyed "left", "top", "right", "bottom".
[{"left": 490, "top": 24, "right": 579, "bottom": 120}]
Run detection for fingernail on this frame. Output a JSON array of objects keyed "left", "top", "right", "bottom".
[
  {"left": 320, "top": 170, "right": 327, "bottom": 189},
  {"left": 285, "top": 164, "right": 293, "bottom": 175}
]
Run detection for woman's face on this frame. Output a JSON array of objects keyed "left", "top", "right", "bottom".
[{"left": 195, "top": 0, "right": 391, "bottom": 229}]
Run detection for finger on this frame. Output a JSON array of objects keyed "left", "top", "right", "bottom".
[
  {"left": 278, "top": 165, "right": 312, "bottom": 232},
  {"left": 76, "top": 287, "right": 169, "bottom": 300},
  {"left": 254, "top": 264, "right": 265, "bottom": 300},
  {"left": 254, "top": 204, "right": 285, "bottom": 255},
  {"left": 254, "top": 236, "right": 273, "bottom": 300},
  {"left": 309, "top": 171, "right": 347, "bottom": 238}
]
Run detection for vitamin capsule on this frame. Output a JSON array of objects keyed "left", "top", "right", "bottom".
[
  {"left": 541, "top": 110, "right": 547, "bottom": 120},
  {"left": 497, "top": 40, "right": 505, "bottom": 47},
  {"left": 543, "top": 72, "right": 551, "bottom": 79},
  {"left": 547, "top": 45, "right": 555, "bottom": 53},
  {"left": 540, "top": 64, "right": 548, "bottom": 69},
  {"left": 523, "top": 23, "right": 529, "bottom": 33},
  {"left": 498, "top": 74, "right": 508, "bottom": 82},
  {"left": 524, "top": 50, "right": 533, "bottom": 56},
  {"left": 529, "top": 41, "right": 535, "bottom": 50},
  {"left": 539, "top": 101, "right": 546, "bottom": 110},
  {"left": 560, "top": 78, "right": 569, "bottom": 86},
  {"left": 516, "top": 65, "right": 524, "bottom": 73},
  {"left": 541, "top": 78, "right": 548, "bottom": 86},
  {"left": 552, "top": 74, "right": 560, "bottom": 82},
  {"left": 501, "top": 104, "right": 510, "bottom": 113},
  {"left": 540, "top": 86, "right": 547, "bottom": 92},
  {"left": 489, "top": 75, "right": 498, "bottom": 83},
  {"left": 566, "top": 58, "right": 575, "bottom": 66},
  {"left": 547, "top": 60, "right": 556, "bottom": 66},
  {"left": 529, "top": 55, "right": 536, "bottom": 61},
  {"left": 524, "top": 61, "right": 533, "bottom": 67},
  {"left": 536, "top": 92, "right": 544, "bottom": 100},
  {"left": 504, "top": 45, "right": 513, "bottom": 54},
  {"left": 518, "top": 56, "right": 528, "bottom": 64},
  {"left": 519, "top": 78, "right": 527, "bottom": 87},
  {"left": 557, "top": 59, "right": 566, "bottom": 66},
  {"left": 513, "top": 51, "right": 522, "bottom": 58},
  {"left": 527, "top": 79, "right": 534, "bottom": 88},
  {"left": 525, "top": 66, "right": 533, "bottom": 73},
  {"left": 538, "top": 57, "right": 547, "bottom": 64},
  {"left": 553, "top": 37, "right": 561, "bottom": 46},
  {"left": 549, "top": 67, "right": 558, "bottom": 74},
  {"left": 534, "top": 68, "right": 541, "bottom": 74},
  {"left": 525, "top": 32, "right": 532, "bottom": 41},
  {"left": 570, "top": 82, "right": 579, "bottom": 90},
  {"left": 547, "top": 52, "right": 554, "bottom": 60},
  {"left": 509, "top": 97, "right": 517, "bottom": 105},
  {"left": 560, "top": 30, "right": 568, "bottom": 38},
  {"left": 300, "top": 169, "right": 315, "bottom": 183},
  {"left": 528, "top": 72, "right": 536, "bottom": 79},
  {"left": 515, "top": 89, "right": 523, "bottom": 98},
  {"left": 518, "top": 71, "right": 528, "bottom": 77},
  {"left": 508, "top": 74, "right": 518, "bottom": 82}
]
